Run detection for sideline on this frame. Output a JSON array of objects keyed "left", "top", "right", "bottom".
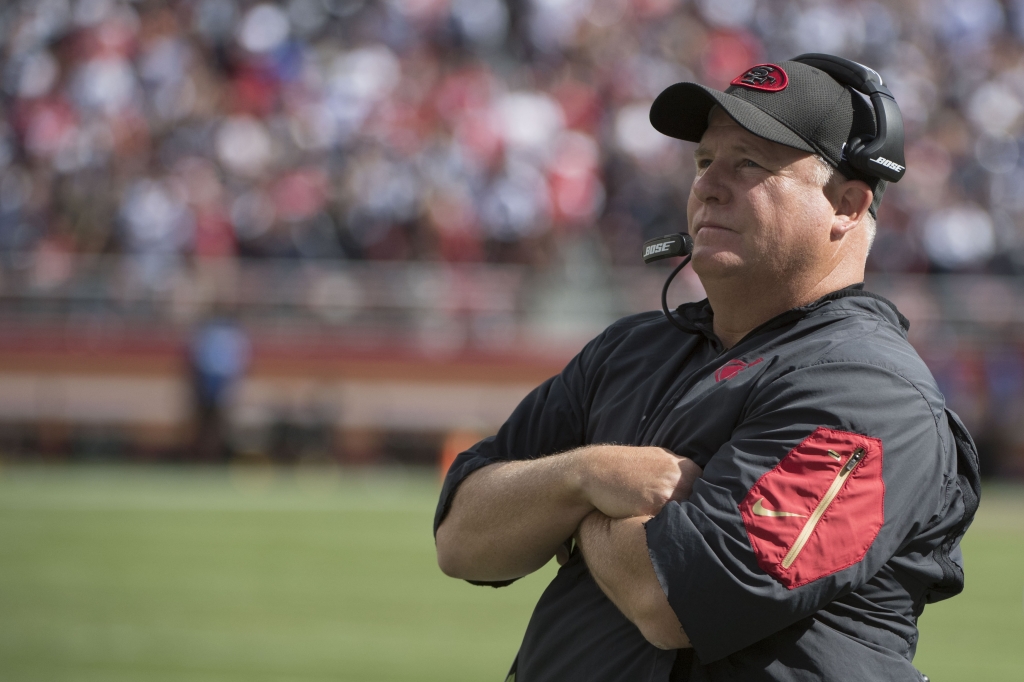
[{"left": 0, "top": 464, "right": 442, "bottom": 513}]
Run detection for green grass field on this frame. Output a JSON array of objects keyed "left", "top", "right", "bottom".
[{"left": 0, "top": 466, "right": 1020, "bottom": 682}]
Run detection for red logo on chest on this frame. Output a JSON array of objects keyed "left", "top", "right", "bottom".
[
  {"left": 715, "top": 357, "right": 763, "bottom": 382},
  {"left": 731, "top": 64, "right": 789, "bottom": 92}
]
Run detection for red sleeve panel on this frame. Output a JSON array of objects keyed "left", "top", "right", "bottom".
[{"left": 739, "top": 428, "right": 885, "bottom": 589}]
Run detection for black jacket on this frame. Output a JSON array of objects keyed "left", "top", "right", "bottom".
[{"left": 434, "top": 286, "right": 980, "bottom": 682}]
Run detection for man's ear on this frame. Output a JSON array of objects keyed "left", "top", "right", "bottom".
[{"left": 830, "top": 179, "right": 873, "bottom": 240}]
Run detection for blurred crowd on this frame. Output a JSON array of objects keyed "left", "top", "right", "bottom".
[
  {"left": 6, "top": 0, "right": 1024, "bottom": 473},
  {"left": 4, "top": 0, "right": 1024, "bottom": 281}
]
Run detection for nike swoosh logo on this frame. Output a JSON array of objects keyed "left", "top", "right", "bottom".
[{"left": 752, "top": 498, "right": 807, "bottom": 518}]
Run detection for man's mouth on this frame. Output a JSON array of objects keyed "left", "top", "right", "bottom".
[{"left": 694, "top": 223, "right": 733, "bottom": 236}]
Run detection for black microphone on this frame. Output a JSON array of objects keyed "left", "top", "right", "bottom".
[
  {"left": 641, "top": 233, "right": 694, "bottom": 333},
  {"left": 642, "top": 233, "right": 694, "bottom": 263}
]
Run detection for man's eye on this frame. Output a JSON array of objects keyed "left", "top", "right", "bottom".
[
  {"left": 696, "top": 159, "right": 712, "bottom": 169},
  {"left": 743, "top": 159, "right": 761, "bottom": 168}
]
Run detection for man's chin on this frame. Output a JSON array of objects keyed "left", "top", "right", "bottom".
[{"left": 691, "top": 249, "right": 747, "bottom": 279}]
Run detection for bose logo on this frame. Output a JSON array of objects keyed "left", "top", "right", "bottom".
[
  {"left": 644, "top": 242, "right": 673, "bottom": 258},
  {"left": 870, "top": 156, "right": 905, "bottom": 173}
]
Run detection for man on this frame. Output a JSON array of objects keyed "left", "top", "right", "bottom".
[{"left": 433, "top": 57, "right": 979, "bottom": 681}]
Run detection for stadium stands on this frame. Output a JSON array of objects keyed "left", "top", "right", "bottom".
[{"left": 1, "top": 0, "right": 1023, "bottom": 476}]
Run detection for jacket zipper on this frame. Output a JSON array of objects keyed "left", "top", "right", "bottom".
[{"left": 781, "top": 447, "right": 866, "bottom": 569}]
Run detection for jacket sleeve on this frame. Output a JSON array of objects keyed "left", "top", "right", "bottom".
[
  {"left": 644, "top": 361, "right": 953, "bottom": 662},
  {"left": 432, "top": 331, "right": 605, "bottom": 541}
]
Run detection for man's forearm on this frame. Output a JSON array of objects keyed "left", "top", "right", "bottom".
[
  {"left": 435, "top": 452, "right": 594, "bottom": 582},
  {"left": 436, "top": 444, "right": 699, "bottom": 583},
  {"left": 576, "top": 511, "right": 690, "bottom": 650}
]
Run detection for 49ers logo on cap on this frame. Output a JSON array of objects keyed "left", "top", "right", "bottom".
[{"left": 731, "top": 64, "right": 789, "bottom": 92}]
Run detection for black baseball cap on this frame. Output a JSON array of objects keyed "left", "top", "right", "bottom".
[{"left": 650, "top": 60, "right": 886, "bottom": 216}]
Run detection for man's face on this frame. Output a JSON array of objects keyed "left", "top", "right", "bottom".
[{"left": 686, "top": 108, "right": 838, "bottom": 286}]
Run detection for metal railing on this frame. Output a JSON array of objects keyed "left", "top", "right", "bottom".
[{"left": 0, "top": 254, "right": 1022, "bottom": 350}]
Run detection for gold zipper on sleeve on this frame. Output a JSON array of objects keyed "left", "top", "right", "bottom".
[{"left": 781, "top": 448, "right": 866, "bottom": 569}]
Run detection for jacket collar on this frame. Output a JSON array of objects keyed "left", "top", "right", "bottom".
[{"left": 673, "top": 283, "right": 910, "bottom": 349}]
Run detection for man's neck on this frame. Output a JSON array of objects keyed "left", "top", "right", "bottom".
[{"left": 706, "top": 270, "right": 864, "bottom": 349}]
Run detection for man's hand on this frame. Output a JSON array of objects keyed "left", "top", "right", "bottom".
[
  {"left": 575, "top": 446, "right": 703, "bottom": 519},
  {"left": 576, "top": 511, "right": 691, "bottom": 650},
  {"left": 570, "top": 450, "right": 702, "bottom": 649}
]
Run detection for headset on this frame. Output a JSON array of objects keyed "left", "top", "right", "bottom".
[
  {"left": 791, "top": 53, "right": 906, "bottom": 183},
  {"left": 642, "top": 233, "right": 694, "bottom": 333},
  {"left": 643, "top": 54, "right": 905, "bottom": 332}
]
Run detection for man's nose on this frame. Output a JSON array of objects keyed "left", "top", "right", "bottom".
[{"left": 691, "top": 161, "right": 730, "bottom": 206}]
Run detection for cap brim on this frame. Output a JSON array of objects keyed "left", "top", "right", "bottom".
[{"left": 650, "top": 83, "right": 816, "bottom": 155}]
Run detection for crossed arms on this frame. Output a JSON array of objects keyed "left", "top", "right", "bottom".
[{"left": 434, "top": 445, "right": 703, "bottom": 650}]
